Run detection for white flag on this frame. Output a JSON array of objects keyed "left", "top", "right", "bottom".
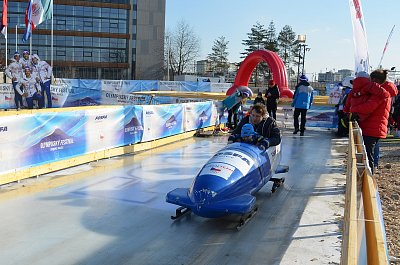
[{"left": 349, "top": 0, "right": 370, "bottom": 73}]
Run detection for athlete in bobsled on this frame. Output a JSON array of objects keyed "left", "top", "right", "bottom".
[{"left": 166, "top": 104, "right": 287, "bottom": 228}]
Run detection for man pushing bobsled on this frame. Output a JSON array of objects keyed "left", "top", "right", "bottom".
[{"left": 228, "top": 103, "right": 281, "bottom": 149}]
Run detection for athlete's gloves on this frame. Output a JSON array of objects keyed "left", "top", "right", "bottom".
[
  {"left": 228, "top": 134, "right": 240, "bottom": 143},
  {"left": 256, "top": 137, "right": 270, "bottom": 151}
]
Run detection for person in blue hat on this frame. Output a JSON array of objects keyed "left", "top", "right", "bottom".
[
  {"left": 291, "top": 74, "right": 314, "bottom": 136},
  {"left": 5, "top": 51, "right": 24, "bottom": 110}
]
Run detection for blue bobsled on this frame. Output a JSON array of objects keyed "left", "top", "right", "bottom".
[{"left": 166, "top": 142, "right": 289, "bottom": 223}]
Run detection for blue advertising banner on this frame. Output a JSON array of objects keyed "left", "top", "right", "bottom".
[
  {"left": 142, "top": 104, "right": 184, "bottom": 142},
  {"left": 84, "top": 107, "right": 125, "bottom": 152},
  {"left": 0, "top": 114, "right": 32, "bottom": 172},
  {"left": 23, "top": 111, "right": 87, "bottom": 166},
  {"left": 184, "top": 102, "right": 213, "bottom": 131},
  {"left": 122, "top": 105, "right": 144, "bottom": 145},
  {"left": 306, "top": 106, "right": 338, "bottom": 128}
]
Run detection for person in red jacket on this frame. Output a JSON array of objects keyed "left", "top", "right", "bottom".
[
  {"left": 369, "top": 70, "right": 398, "bottom": 171},
  {"left": 348, "top": 70, "right": 395, "bottom": 173}
]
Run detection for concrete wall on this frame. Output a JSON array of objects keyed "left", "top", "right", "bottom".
[{"left": 135, "top": 0, "right": 166, "bottom": 80}]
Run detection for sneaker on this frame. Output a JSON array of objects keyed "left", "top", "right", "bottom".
[
  {"left": 300, "top": 131, "right": 304, "bottom": 136},
  {"left": 293, "top": 129, "right": 299, "bottom": 134}
]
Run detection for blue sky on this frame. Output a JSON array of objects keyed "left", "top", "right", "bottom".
[{"left": 166, "top": 0, "right": 400, "bottom": 77}]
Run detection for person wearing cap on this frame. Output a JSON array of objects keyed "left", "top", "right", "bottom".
[
  {"left": 229, "top": 103, "right": 281, "bottom": 148},
  {"left": 5, "top": 51, "right": 24, "bottom": 110},
  {"left": 265, "top": 79, "right": 280, "bottom": 120},
  {"left": 253, "top": 91, "right": 266, "bottom": 106},
  {"left": 20, "top": 50, "right": 31, "bottom": 68},
  {"left": 17, "top": 66, "right": 43, "bottom": 109},
  {"left": 31, "top": 54, "right": 53, "bottom": 108},
  {"left": 291, "top": 74, "right": 314, "bottom": 136}
]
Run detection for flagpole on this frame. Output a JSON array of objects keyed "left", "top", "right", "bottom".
[
  {"left": 378, "top": 25, "right": 395, "bottom": 69},
  {"left": 51, "top": 1, "right": 53, "bottom": 69},
  {"left": 30, "top": 32, "right": 32, "bottom": 54},
  {"left": 5, "top": 28, "right": 7, "bottom": 69},
  {"left": 15, "top": 24, "right": 17, "bottom": 52}
]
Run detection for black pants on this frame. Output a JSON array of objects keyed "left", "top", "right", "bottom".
[
  {"left": 268, "top": 109, "right": 277, "bottom": 120},
  {"left": 227, "top": 104, "right": 240, "bottom": 128},
  {"left": 293, "top": 108, "right": 308, "bottom": 132},
  {"left": 363, "top": 135, "right": 379, "bottom": 174}
]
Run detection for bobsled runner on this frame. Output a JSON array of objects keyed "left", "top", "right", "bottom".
[{"left": 166, "top": 142, "right": 289, "bottom": 229}]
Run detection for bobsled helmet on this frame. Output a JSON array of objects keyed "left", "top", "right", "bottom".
[{"left": 241, "top": 124, "right": 255, "bottom": 138}]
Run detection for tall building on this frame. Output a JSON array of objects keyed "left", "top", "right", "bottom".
[{"left": 1, "top": 0, "right": 165, "bottom": 80}]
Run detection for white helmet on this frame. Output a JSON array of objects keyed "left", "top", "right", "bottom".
[{"left": 342, "top": 76, "right": 355, "bottom": 88}]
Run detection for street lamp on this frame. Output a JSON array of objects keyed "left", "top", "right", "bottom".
[
  {"left": 166, "top": 36, "right": 171, "bottom": 81},
  {"left": 297, "top": 34, "right": 306, "bottom": 80}
]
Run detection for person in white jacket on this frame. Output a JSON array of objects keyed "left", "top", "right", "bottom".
[
  {"left": 31, "top": 54, "right": 53, "bottom": 108},
  {"left": 20, "top": 50, "right": 31, "bottom": 68},
  {"left": 5, "top": 51, "right": 24, "bottom": 109},
  {"left": 17, "top": 66, "right": 43, "bottom": 109}
]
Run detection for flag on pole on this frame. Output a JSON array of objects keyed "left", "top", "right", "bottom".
[
  {"left": 0, "top": 0, "right": 7, "bottom": 38},
  {"left": 22, "top": 0, "right": 53, "bottom": 42},
  {"left": 378, "top": 25, "right": 395, "bottom": 68},
  {"left": 349, "top": 0, "right": 370, "bottom": 73}
]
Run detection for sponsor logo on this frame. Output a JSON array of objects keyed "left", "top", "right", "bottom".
[
  {"left": 214, "top": 151, "right": 251, "bottom": 166},
  {"left": 210, "top": 167, "right": 221, "bottom": 172},
  {"left": 0, "top": 126, "right": 7, "bottom": 132},
  {"left": 124, "top": 125, "right": 144, "bottom": 133},
  {"left": 95, "top": 115, "right": 107, "bottom": 120},
  {"left": 146, "top": 111, "right": 154, "bottom": 115}
]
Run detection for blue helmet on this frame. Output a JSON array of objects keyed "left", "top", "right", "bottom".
[{"left": 241, "top": 124, "right": 255, "bottom": 138}]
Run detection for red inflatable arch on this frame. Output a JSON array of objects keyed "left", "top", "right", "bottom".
[{"left": 226, "top": 50, "right": 294, "bottom": 98}]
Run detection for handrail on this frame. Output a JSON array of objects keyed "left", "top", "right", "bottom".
[{"left": 341, "top": 122, "right": 389, "bottom": 264}]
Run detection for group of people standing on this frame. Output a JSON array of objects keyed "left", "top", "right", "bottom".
[
  {"left": 342, "top": 69, "right": 398, "bottom": 173},
  {"left": 5, "top": 50, "right": 53, "bottom": 110}
]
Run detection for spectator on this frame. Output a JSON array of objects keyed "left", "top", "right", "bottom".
[
  {"left": 5, "top": 51, "right": 24, "bottom": 110},
  {"left": 392, "top": 86, "right": 400, "bottom": 137},
  {"left": 335, "top": 77, "right": 354, "bottom": 137},
  {"left": 226, "top": 90, "right": 250, "bottom": 129},
  {"left": 347, "top": 70, "right": 394, "bottom": 173},
  {"left": 291, "top": 75, "right": 313, "bottom": 136},
  {"left": 20, "top": 50, "right": 31, "bottom": 68},
  {"left": 369, "top": 69, "right": 398, "bottom": 171},
  {"left": 31, "top": 54, "right": 53, "bottom": 108},
  {"left": 253, "top": 91, "right": 266, "bottom": 106},
  {"left": 229, "top": 103, "right": 281, "bottom": 148},
  {"left": 265, "top": 80, "right": 280, "bottom": 120},
  {"left": 17, "top": 67, "right": 43, "bottom": 109}
]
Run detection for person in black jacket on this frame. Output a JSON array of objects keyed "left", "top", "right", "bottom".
[
  {"left": 253, "top": 91, "right": 266, "bottom": 106},
  {"left": 229, "top": 103, "right": 281, "bottom": 148},
  {"left": 265, "top": 79, "right": 280, "bottom": 120}
]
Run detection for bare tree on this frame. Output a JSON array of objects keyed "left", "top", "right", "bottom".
[{"left": 168, "top": 20, "right": 200, "bottom": 77}]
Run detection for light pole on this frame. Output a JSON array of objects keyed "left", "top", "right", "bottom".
[
  {"left": 302, "top": 46, "right": 310, "bottom": 75},
  {"left": 297, "top": 34, "right": 306, "bottom": 80},
  {"left": 166, "top": 36, "right": 171, "bottom": 81}
]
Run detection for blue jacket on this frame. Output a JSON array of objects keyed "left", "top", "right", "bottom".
[{"left": 291, "top": 81, "right": 314, "bottom": 109}]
